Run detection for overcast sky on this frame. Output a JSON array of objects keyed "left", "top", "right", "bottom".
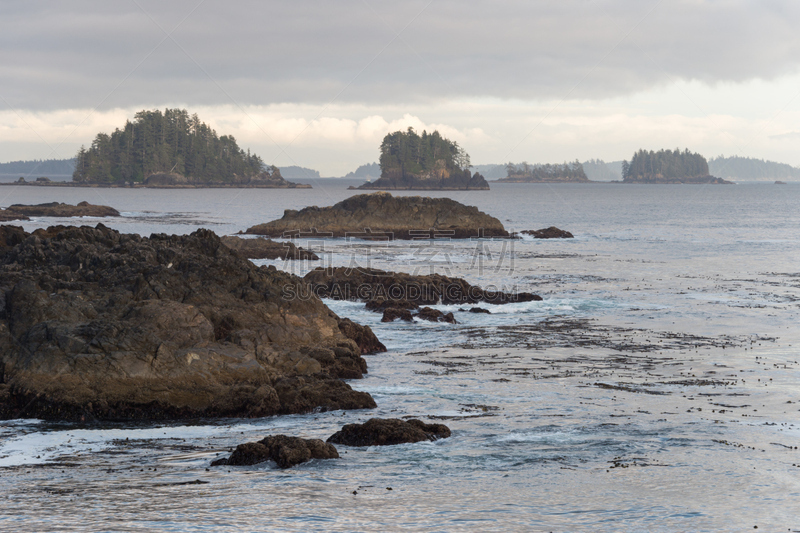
[{"left": 2, "top": 0, "right": 800, "bottom": 175}]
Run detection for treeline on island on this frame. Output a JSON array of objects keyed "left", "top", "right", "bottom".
[
  {"left": 708, "top": 156, "right": 800, "bottom": 181},
  {"left": 495, "top": 160, "right": 589, "bottom": 183},
  {"left": 357, "top": 128, "right": 488, "bottom": 190},
  {"left": 72, "top": 108, "right": 293, "bottom": 186},
  {"left": 621, "top": 148, "right": 730, "bottom": 184}
]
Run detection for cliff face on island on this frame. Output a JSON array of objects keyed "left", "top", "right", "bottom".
[
  {"left": 244, "top": 191, "right": 509, "bottom": 239},
  {"left": 71, "top": 108, "right": 309, "bottom": 188},
  {"left": 0, "top": 224, "right": 382, "bottom": 421},
  {"left": 355, "top": 128, "right": 490, "bottom": 190}
]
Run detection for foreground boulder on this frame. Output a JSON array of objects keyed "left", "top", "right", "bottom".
[
  {"left": 211, "top": 435, "right": 339, "bottom": 469},
  {"left": 0, "top": 224, "right": 383, "bottom": 421},
  {"left": 220, "top": 235, "right": 319, "bottom": 260},
  {"left": 3, "top": 201, "right": 120, "bottom": 217},
  {"left": 304, "top": 267, "right": 541, "bottom": 306},
  {"left": 327, "top": 418, "right": 451, "bottom": 446},
  {"left": 522, "top": 226, "right": 574, "bottom": 239},
  {"left": 244, "top": 191, "right": 509, "bottom": 239}
]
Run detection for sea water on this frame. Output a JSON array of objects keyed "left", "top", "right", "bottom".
[{"left": 0, "top": 181, "right": 799, "bottom": 531}]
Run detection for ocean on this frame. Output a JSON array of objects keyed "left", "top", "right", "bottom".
[{"left": 1, "top": 181, "right": 798, "bottom": 532}]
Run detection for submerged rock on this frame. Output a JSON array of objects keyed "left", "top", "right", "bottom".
[
  {"left": 244, "top": 191, "right": 509, "bottom": 240},
  {"left": 4, "top": 201, "right": 120, "bottom": 217},
  {"left": 211, "top": 435, "right": 339, "bottom": 469},
  {"left": 327, "top": 418, "right": 451, "bottom": 446},
  {"left": 522, "top": 226, "right": 574, "bottom": 239},
  {"left": 0, "top": 224, "right": 382, "bottom": 421},
  {"left": 220, "top": 235, "right": 319, "bottom": 260}
]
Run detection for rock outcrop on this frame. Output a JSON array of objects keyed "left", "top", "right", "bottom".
[
  {"left": 355, "top": 171, "right": 490, "bottom": 191},
  {"left": 211, "top": 435, "right": 339, "bottom": 469},
  {"left": 304, "top": 267, "right": 542, "bottom": 306},
  {"left": 220, "top": 236, "right": 319, "bottom": 260},
  {"left": 0, "top": 224, "right": 383, "bottom": 421},
  {"left": 3, "top": 201, "right": 119, "bottom": 217},
  {"left": 0, "top": 211, "right": 29, "bottom": 222},
  {"left": 521, "top": 226, "right": 574, "bottom": 239},
  {"left": 244, "top": 192, "right": 509, "bottom": 240},
  {"left": 327, "top": 418, "right": 451, "bottom": 446}
]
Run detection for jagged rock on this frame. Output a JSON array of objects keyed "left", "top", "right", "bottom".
[
  {"left": 522, "top": 226, "right": 574, "bottom": 239},
  {"left": 0, "top": 211, "right": 29, "bottom": 222},
  {"left": 365, "top": 298, "right": 418, "bottom": 312},
  {"left": 210, "top": 435, "right": 339, "bottom": 469},
  {"left": 414, "top": 307, "right": 456, "bottom": 323},
  {"left": 305, "top": 267, "right": 541, "bottom": 306},
  {"left": 3, "top": 201, "right": 119, "bottom": 217},
  {"left": 381, "top": 308, "right": 414, "bottom": 322},
  {"left": 337, "top": 318, "right": 386, "bottom": 354},
  {"left": 0, "top": 224, "right": 381, "bottom": 421},
  {"left": 220, "top": 235, "right": 319, "bottom": 260},
  {"left": 0, "top": 226, "right": 27, "bottom": 247},
  {"left": 327, "top": 418, "right": 451, "bottom": 446},
  {"left": 466, "top": 307, "right": 491, "bottom": 314},
  {"left": 244, "top": 191, "right": 509, "bottom": 239}
]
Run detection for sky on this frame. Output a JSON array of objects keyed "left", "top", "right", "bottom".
[{"left": 2, "top": 0, "right": 800, "bottom": 176}]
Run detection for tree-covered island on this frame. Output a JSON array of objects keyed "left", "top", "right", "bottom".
[
  {"left": 355, "top": 128, "right": 490, "bottom": 190},
  {"left": 72, "top": 108, "right": 309, "bottom": 188},
  {"left": 494, "top": 161, "right": 590, "bottom": 183},
  {"left": 621, "top": 148, "right": 732, "bottom": 184}
]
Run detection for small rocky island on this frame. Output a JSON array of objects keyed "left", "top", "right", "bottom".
[
  {"left": 244, "top": 191, "right": 509, "bottom": 239},
  {"left": 69, "top": 108, "right": 309, "bottom": 188},
  {"left": 0, "top": 224, "right": 383, "bottom": 421},
  {"left": 0, "top": 201, "right": 120, "bottom": 221},
  {"left": 494, "top": 161, "right": 590, "bottom": 183},
  {"left": 621, "top": 148, "right": 733, "bottom": 184},
  {"left": 353, "top": 128, "right": 490, "bottom": 190},
  {"left": 220, "top": 235, "right": 319, "bottom": 260}
]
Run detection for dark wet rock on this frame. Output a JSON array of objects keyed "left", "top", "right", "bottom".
[
  {"left": 0, "top": 224, "right": 381, "bottom": 421},
  {"left": 244, "top": 191, "right": 509, "bottom": 240},
  {"left": 522, "top": 226, "right": 574, "bottom": 239},
  {"left": 0, "top": 211, "right": 29, "bottom": 222},
  {"left": 220, "top": 235, "right": 319, "bottom": 260},
  {"left": 466, "top": 307, "right": 491, "bottom": 314},
  {"left": 304, "top": 266, "right": 541, "bottom": 306},
  {"left": 4, "top": 201, "right": 120, "bottom": 217},
  {"left": 327, "top": 418, "right": 451, "bottom": 446},
  {"left": 415, "top": 307, "right": 457, "bottom": 324},
  {"left": 337, "top": 317, "right": 387, "bottom": 355},
  {"left": 381, "top": 308, "right": 414, "bottom": 322},
  {"left": 365, "top": 298, "right": 418, "bottom": 312},
  {"left": 211, "top": 434, "right": 339, "bottom": 469}
]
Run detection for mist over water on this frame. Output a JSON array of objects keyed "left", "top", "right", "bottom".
[{"left": 1, "top": 182, "right": 799, "bottom": 531}]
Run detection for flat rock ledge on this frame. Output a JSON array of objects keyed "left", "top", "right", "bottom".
[
  {"left": 0, "top": 224, "right": 383, "bottom": 421},
  {"left": 211, "top": 435, "right": 339, "bottom": 469},
  {"left": 327, "top": 418, "right": 451, "bottom": 446},
  {"left": 521, "top": 226, "right": 574, "bottom": 239},
  {"left": 244, "top": 191, "right": 509, "bottom": 240},
  {"left": 220, "top": 235, "right": 319, "bottom": 260},
  {"left": 3, "top": 201, "right": 120, "bottom": 218},
  {"left": 305, "top": 267, "right": 542, "bottom": 306}
]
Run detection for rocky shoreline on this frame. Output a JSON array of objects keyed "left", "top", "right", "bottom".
[
  {"left": 0, "top": 224, "right": 383, "bottom": 421},
  {"left": 0, "top": 201, "right": 120, "bottom": 221}
]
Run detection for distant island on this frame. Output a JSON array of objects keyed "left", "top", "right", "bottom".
[
  {"left": 345, "top": 162, "right": 381, "bottom": 180},
  {"left": 494, "top": 161, "right": 590, "bottom": 183},
  {"left": 708, "top": 155, "right": 800, "bottom": 181},
  {"left": 621, "top": 148, "right": 732, "bottom": 184},
  {"left": 69, "top": 108, "right": 309, "bottom": 188},
  {"left": 354, "top": 128, "right": 490, "bottom": 190}
]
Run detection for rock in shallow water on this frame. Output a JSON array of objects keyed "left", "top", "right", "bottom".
[
  {"left": 211, "top": 435, "right": 339, "bottom": 469},
  {"left": 327, "top": 418, "right": 451, "bottom": 446}
]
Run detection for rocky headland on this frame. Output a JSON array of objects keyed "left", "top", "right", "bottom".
[
  {"left": 220, "top": 235, "right": 319, "bottom": 260},
  {"left": 0, "top": 224, "right": 384, "bottom": 421},
  {"left": 0, "top": 201, "right": 119, "bottom": 220},
  {"left": 244, "top": 192, "right": 509, "bottom": 240}
]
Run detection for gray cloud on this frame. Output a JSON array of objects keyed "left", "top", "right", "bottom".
[{"left": 2, "top": 0, "right": 800, "bottom": 111}]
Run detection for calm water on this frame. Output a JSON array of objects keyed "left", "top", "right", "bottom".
[{"left": 1, "top": 182, "right": 799, "bottom": 532}]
